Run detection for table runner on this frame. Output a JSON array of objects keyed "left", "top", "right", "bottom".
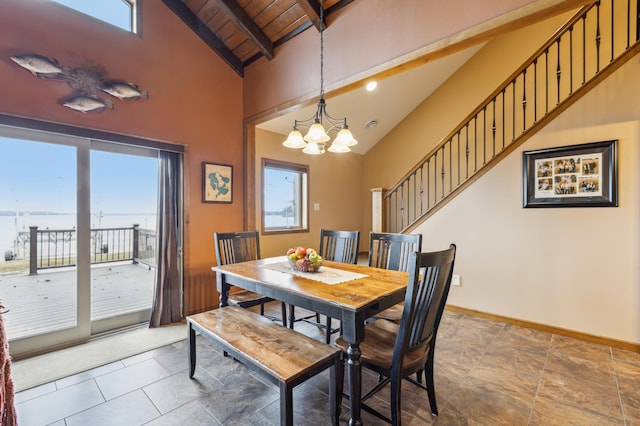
[{"left": 261, "top": 261, "right": 368, "bottom": 285}]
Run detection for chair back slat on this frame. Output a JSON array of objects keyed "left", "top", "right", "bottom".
[
  {"left": 214, "top": 231, "right": 261, "bottom": 265},
  {"left": 393, "top": 245, "right": 456, "bottom": 367},
  {"left": 368, "top": 232, "right": 422, "bottom": 272},
  {"left": 319, "top": 229, "right": 360, "bottom": 264}
]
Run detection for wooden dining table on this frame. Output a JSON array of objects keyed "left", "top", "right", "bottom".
[{"left": 212, "top": 256, "right": 409, "bottom": 426}]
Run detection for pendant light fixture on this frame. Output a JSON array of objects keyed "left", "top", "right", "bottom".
[{"left": 282, "top": 0, "right": 357, "bottom": 155}]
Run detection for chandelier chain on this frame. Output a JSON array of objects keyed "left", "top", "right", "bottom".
[{"left": 319, "top": 0, "right": 324, "bottom": 99}]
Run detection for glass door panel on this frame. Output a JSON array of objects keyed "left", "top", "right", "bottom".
[
  {"left": 0, "top": 135, "right": 78, "bottom": 340},
  {"left": 89, "top": 144, "right": 158, "bottom": 333}
]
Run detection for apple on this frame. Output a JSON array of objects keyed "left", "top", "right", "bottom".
[
  {"left": 295, "top": 246, "right": 307, "bottom": 258},
  {"left": 289, "top": 253, "right": 298, "bottom": 261},
  {"left": 286, "top": 248, "right": 295, "bottom": 256}
]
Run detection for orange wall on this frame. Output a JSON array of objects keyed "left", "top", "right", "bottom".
[{"left": 0, "top": 0, "right": 243, "bottom": 314}]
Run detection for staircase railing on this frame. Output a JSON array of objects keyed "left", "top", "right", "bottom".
[{"left": 383, "top": 0, "right": 640, "bottom": 233}]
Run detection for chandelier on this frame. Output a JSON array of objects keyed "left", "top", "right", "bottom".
[{"left": 282, "top": 0, "right": 357, "bottom": 155}]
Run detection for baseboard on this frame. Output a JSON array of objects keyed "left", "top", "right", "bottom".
[{"left": 445, "top": 304, "right": 640, "bottom": 353}]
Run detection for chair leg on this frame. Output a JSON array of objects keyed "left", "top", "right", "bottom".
[
  {"left": 281, "top": 302, "right": 288, "bottom": 327},
  {"left": 325, "top": 317, "right": 332, "bottom": 344},
  {"left": 425, "top": 349, "right": 438, "bottom": 417},
  {"left": 390, "top": 377, "right": 401, "bottom": 426},
  {"left": 288, "top": 305, "right": 295, "bottom": 329},
  {"left": 259, "top": 303, "right": 265, "bottom": 316}
]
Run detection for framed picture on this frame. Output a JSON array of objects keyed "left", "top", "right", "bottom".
[
  {"left": 523, "top": 140, "right": 618, "bottom": 208},
  {"left": 202, "top": 162, "right": 233, "bottom": 203}
]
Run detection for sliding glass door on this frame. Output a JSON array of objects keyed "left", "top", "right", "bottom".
[
  {"left": 0, "top": 125, "right": 163, "bottom": 357},
  {"left": 89, "top": 143, "right": 158, "bottom": 334}
]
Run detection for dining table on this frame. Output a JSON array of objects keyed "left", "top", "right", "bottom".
[{"left": 212, "top": 256, "right": 409, "bottom": 426}]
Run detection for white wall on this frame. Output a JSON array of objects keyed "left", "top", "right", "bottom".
[{"left": 415, "top": 57, "right": 640, "bottom": 344}]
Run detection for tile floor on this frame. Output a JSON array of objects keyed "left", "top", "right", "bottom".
[{"left": 14, "top": 305, "right": 640, "bottom": 425}]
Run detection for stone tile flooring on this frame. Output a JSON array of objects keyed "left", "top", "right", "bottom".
[{"left": 14, "top": 305, "right": 640, "bottom": 425}]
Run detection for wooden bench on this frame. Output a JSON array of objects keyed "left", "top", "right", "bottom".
[{"left": 187, "top": 306, "right": 342, "bottom": 426}]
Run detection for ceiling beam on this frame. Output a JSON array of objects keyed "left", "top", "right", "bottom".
[
  {"left": 214, "top": 0, "right": 274, "bottom": 60},
  {"left": 297, "top": 0, "right": 324, "bottom": 32},
  {"left": 161, "top": 0, "right": 244, "bottom": 77}
]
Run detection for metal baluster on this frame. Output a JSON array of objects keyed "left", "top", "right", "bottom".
[
  {"left": 611, "top": 0, "right": 615, "bottom": 62},
  {"left": 400, "top": 184, "right": 404, "bottom": 230},
  {"left": 522, "top": 68, "right": 527, "bottom": 134},
  {"left": 582, "top": 16, "right": 587, "bottom": 84},
  {"left": 569, "top": 26, "right": 574, "bottom": 94},
  {"left": 434, "top": 151, "right": 438, "bottom": 201},
  {"left": 465, "top": 123, "right": 469, "bottom": 179},
  {"left": 502, "top": 89, "right": 506, "bottom": 149},
  {"left": 473, "top": 115, "right": 478, "bottom": 172},
  {"left": 419, "top": 165, "right": 424, "bottom": 215},
  {"left": 596, "top": 1, "right": 601, "bottom": 72},
  {"left": 457, "top": 130, "right": 461, "bottom": 185},
  {"left": 556, "top": 38, "right": 561, "bottom": 105},
  {"left": 412, "top": 171, "right": 417, "bottom": 223},
  {"left": 533, "top": 59, "right": 538, "bottom": 124},
  {"left": 512, "top": 80, "right": 516, "bottom": 141},
  {"left": 483, "top": 106, "right": 487, "bottom": 164},
  {"left": 426, "top": 158, "right": 431, "bottom": 209},
  {"left": 545, "top": 48, "right": 550, "bottom": 113},
  {"left": 491, "top": 98, "right": 496, "bottom": 156},
  {"left": 441, "top": 145, "right": 445, "bottom": 199},
  {"left": 449, "top": 137, "right": 453, "bottom": 192}
]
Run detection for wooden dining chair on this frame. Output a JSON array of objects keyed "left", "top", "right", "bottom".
[
  {"left": 214, "top": 231, "right": 287, "bottom": 325},
  {"left": 368, "top": 231, "right": 422, "bottom": 322},
  {"left": 335, "top": 244, "right": 457, "bottom": 424},
  {"left": 289, "top": 229, "right": 360, "bottom": 343}
]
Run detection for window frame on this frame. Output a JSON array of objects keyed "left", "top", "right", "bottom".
[{"left": 261, "top": 158, "right": 309, "bottom": 235}]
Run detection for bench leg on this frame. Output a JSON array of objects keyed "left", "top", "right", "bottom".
[
  {"left": 280, "top": 383, "right": 293, "bottom": 426},
  {"left": 331, "top": 354, "right": 343, "bottom": 426},
  {"left": 188, "top": 322, "right": 196, "bottom": 378}
]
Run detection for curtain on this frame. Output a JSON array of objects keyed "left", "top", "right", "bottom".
[{"left": 149, "top": 151, "right": 182, "bottom": 327}]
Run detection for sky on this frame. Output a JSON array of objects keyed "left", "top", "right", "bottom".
[
  {"left": 50, "top": 0, "right": 131, "bottom": 31},
  {"left": 0, "top": 137, "right": 158, "bottom": 215}
]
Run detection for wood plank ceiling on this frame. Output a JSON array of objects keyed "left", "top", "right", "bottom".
[{"left": 162, "top": 0, "right": 354, "bottom": 77}]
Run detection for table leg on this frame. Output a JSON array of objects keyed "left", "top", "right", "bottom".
[
  {"left": 347, "top": 342, "right": 362, "bottom": 426},
  {"left": 218, "top": 272, "right": 229, "bottom": 307}
]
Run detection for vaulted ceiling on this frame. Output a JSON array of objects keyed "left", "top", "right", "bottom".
[{"left": 162, "top": 0, "right": 354, "bottom": 77}]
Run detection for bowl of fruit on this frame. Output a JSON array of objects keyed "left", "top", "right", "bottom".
[{"left": 286, "top": 246, "right": 323, "bottom": 272}]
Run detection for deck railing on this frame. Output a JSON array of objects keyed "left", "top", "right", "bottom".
[
  {"left": 25, "top": 225, "right": 156, "bottom": 275},
  {"left": 383, "top": 0, "right": 640, "bottom": 233}
]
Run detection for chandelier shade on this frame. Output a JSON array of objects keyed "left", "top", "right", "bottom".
[{"left": 282, "top": 0, "right": 357, "bottom": 155}]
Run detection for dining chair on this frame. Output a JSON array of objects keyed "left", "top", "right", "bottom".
[
  {"left": 289, "top": 229, "right": 360, "bottom": 343},
  {"left": 335, "top": 244, "right": 457, "bottom": 424},
  {"left": 214, "top": 231, "right": 287, "bottom": 325},
  {"left": 368, "top": 231, "right": 422, "bottom": 322}
]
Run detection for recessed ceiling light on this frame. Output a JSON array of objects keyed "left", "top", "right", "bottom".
[
  {"left": 365, "top": 120, "right": 377, "bottom": 129},
  {"left": 366, "top": 81, "right": 377, "bottom": 92}
]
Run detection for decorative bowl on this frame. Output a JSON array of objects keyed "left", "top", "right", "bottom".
[
  {"left": 286, "top": 246, "right": 323, "bottom": 272},
  {"left": 288, "top": 257, "right": 322, "bottom": 272}
]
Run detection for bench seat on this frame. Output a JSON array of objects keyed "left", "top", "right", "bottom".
[{"left": 187, "top": 306, "right": 342, "bottom": 426}]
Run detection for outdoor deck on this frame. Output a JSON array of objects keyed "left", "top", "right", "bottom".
[{"left": 0, "top": 263, "right": 154, "bottom": 340}]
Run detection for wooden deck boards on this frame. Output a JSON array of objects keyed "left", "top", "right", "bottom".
[{"left": 0, "top": 263, "right": 154, "bottom": 340}]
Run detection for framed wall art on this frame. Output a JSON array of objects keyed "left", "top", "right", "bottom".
[
  {"left": 202, "top": 162, "right": 233, "bottom": 203},
  {"left": 523, "top": 140, "right": 618, "bottom": 208}
]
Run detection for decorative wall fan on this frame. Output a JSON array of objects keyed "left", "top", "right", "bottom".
[{"left": 10, "top": 53, "right": 148, "bottom": 113}]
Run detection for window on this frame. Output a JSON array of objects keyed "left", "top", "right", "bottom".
[
  {"left": 262, "top": 159, "right": 308, "bottom": 233},
  {"left": 50, "top": 0, "right": 137, "bottom": 33}
]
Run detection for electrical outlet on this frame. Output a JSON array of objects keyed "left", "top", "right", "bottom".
[
  {"left": 314, "top": 203, "right": 320, "bottom": 211},
  {"left": 452, "top": 275, "right": 461, "bottom": 286}
]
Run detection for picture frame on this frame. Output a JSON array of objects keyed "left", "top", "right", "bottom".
[
  {"left": 202, "top": 162, "right": 233, "bottom": 203},
  {"left": 523, "top": 140, "right": 617, "bottom": 208}
]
